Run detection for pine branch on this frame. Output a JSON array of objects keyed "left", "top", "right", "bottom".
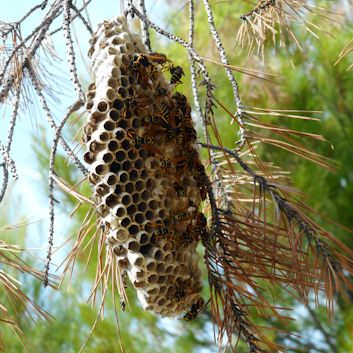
[
  {"left": 200, "top": 142, "right": 353, "bottom": 301},
  {"left": 237, "top": 0, "right": 333, "bottom": 58},
  {"left": 0, "top": 2, "right": 61, "bottom": 100}
]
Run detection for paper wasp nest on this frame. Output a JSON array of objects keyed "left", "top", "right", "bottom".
[{"left": 83, "top": 16, "right": 208, "bottom": 317}]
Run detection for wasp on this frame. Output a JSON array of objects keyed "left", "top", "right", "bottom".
[
  {"left": 148, "top": 52, "right": 171, "bottom": 65},
  {"left": 120, "top": 298, "right": 126, "bottom": 311},
  {"left": 173, "top": 181, "right": 186, "bottom": 197},
  {"left": 171, "top": 278, "right": 192, "bottom": 302},
  {"left": 174, "top": 209, "right": 193, "bottom": 221},
  {"left": 127, "top": 127, "right": 156, "bottom": 148},
  {"left": 162, "top": 119, "right": 180, "bottom": 142},
  {"left": 182, "top": 111, "right": 196, "bottom": 144},
  {"left": 142, "top": 114, "right": 160, "bottom": 126},
  {"left": 130, "top": 53, "right": 157, "bottom": 88},
  {"left": 158, "top": 122, "right": 179, "bottom": 141},
  {"left": 129, "top": 136, "right": 155, "bottom": 148},
  {"left": 124, "top": 96, "right": 138, "bottom": 112},
  {"left": 166, "top": 127, "right": 177, "bottom": 140},
  {"left": 145, "top": 116, "right": 176, "bottom": 142},
  {"left": 174, "top": 153, "right": 194, "bottom": 174},
  {"left": 194, "top": 212, "right": 208, "bottom": 244},
  {"left": 151, "top": 224, "right": 175, "bottom": 243},
  {"left": 194, "top": 163, "right": 207, "bottom": 200},
  {"left": 175, "top": 158, "right": 188, "bottom": 173},
  {"left": 181, "top": 229, "right": 194, "bottom": 248},
  {"left": 185, "top": 126, "right": 197, "bottom": 142},
  {"left": 181, "top": 214, "right": 206, "bottom": 248},
  {"left": 173, "top": 92, "right": 187, "bottom": 104},
  {"left": 183, "top": 110, "right": 193, "bottom": 125},
  {"left": 157, "top": 86, "right": 168, "bottom": 96},
  {"left": 175, "top": 127, "right": 184, "bottom": 145},
  {"left": 173, "top": 92, "right": 189, "bottom": 115},
  {"left": 154, "top": 103, "right": 180, "bottom": 138},
  {"left": 183, "top": 298, "right": 205, "bottom": 321},
  {"left": 145, "top": 63, "right": 159, "bottom": 83},
  {"left": 130, "top": 53, "right": 150, "bottom": 67},
  {"left": 157, "top": 159, "right": 172, "bottom": 170},
  {"left": 174, "top": 112, "right": 183, "bottom": 126},
  {"left": 170, "top": 65, "right": 185, "bottom": 85},
  {"left": 156, "top": 103, "right": 170, "bottom": 122}
]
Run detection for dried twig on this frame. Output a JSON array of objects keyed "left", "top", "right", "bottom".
[
  {"left": 70, "top": 2, "right": 93, "bottom": 35},
  {"left": 44, "top": 100, "right": 83, "bottom": 287},
  {"left": 0, "top": 2, "right": 62, "bottom": 100},
  {"left": 188, "top": 0, "right": 202, "bottom": 120},
  {"left": 137, "top": 0, "right": 151, "bottom": 52},
  {"left": 202, "top": 0, "right": 246, "bottom": 148},
  {"left": 0, "top": 82, "right": 21, "bottom": 203},
  {"left": 63, "top": 0, "right": 85, "bottom": 101},
  {"left": 1, "top": 0, "right": 48, "bottom": 37}
]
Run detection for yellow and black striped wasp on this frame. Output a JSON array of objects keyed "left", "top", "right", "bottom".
[
  {"left": 183, "top": 297, "right": 205, "bottom": 321},
  {"left": 127, "top": 129, "right": 155, "bottom": 148},
  {"left": 170, "top": 65, "right": 185, "bottom": 85}
]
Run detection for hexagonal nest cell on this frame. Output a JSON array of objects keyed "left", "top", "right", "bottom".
[{"left": 83, "top": 16, "right": 208, "bottom": 317}]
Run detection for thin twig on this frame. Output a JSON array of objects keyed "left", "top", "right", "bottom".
[
  {"left": 202, "top": 0, "right": 246, "bottom": 148},
  {"left": 63, "top": 0, "right": 85, "bottom": 101},
  {"left": 188, "top": 0, "right": 202, "bottom": 119},
  {"left": 0, "top": 83, "right": 21, "bottom": 203},
  {"left": 138, "top": 0, "right": 151, "bottom": 52},
  {"left": 0, "top": 168, "right": 9, "bottom": 205},
  {"left": 43, "top": 99, "right": 83, "bottom": 287},
  {"left": 70, "top": 2, "right": 93, "bottom": 34}
]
